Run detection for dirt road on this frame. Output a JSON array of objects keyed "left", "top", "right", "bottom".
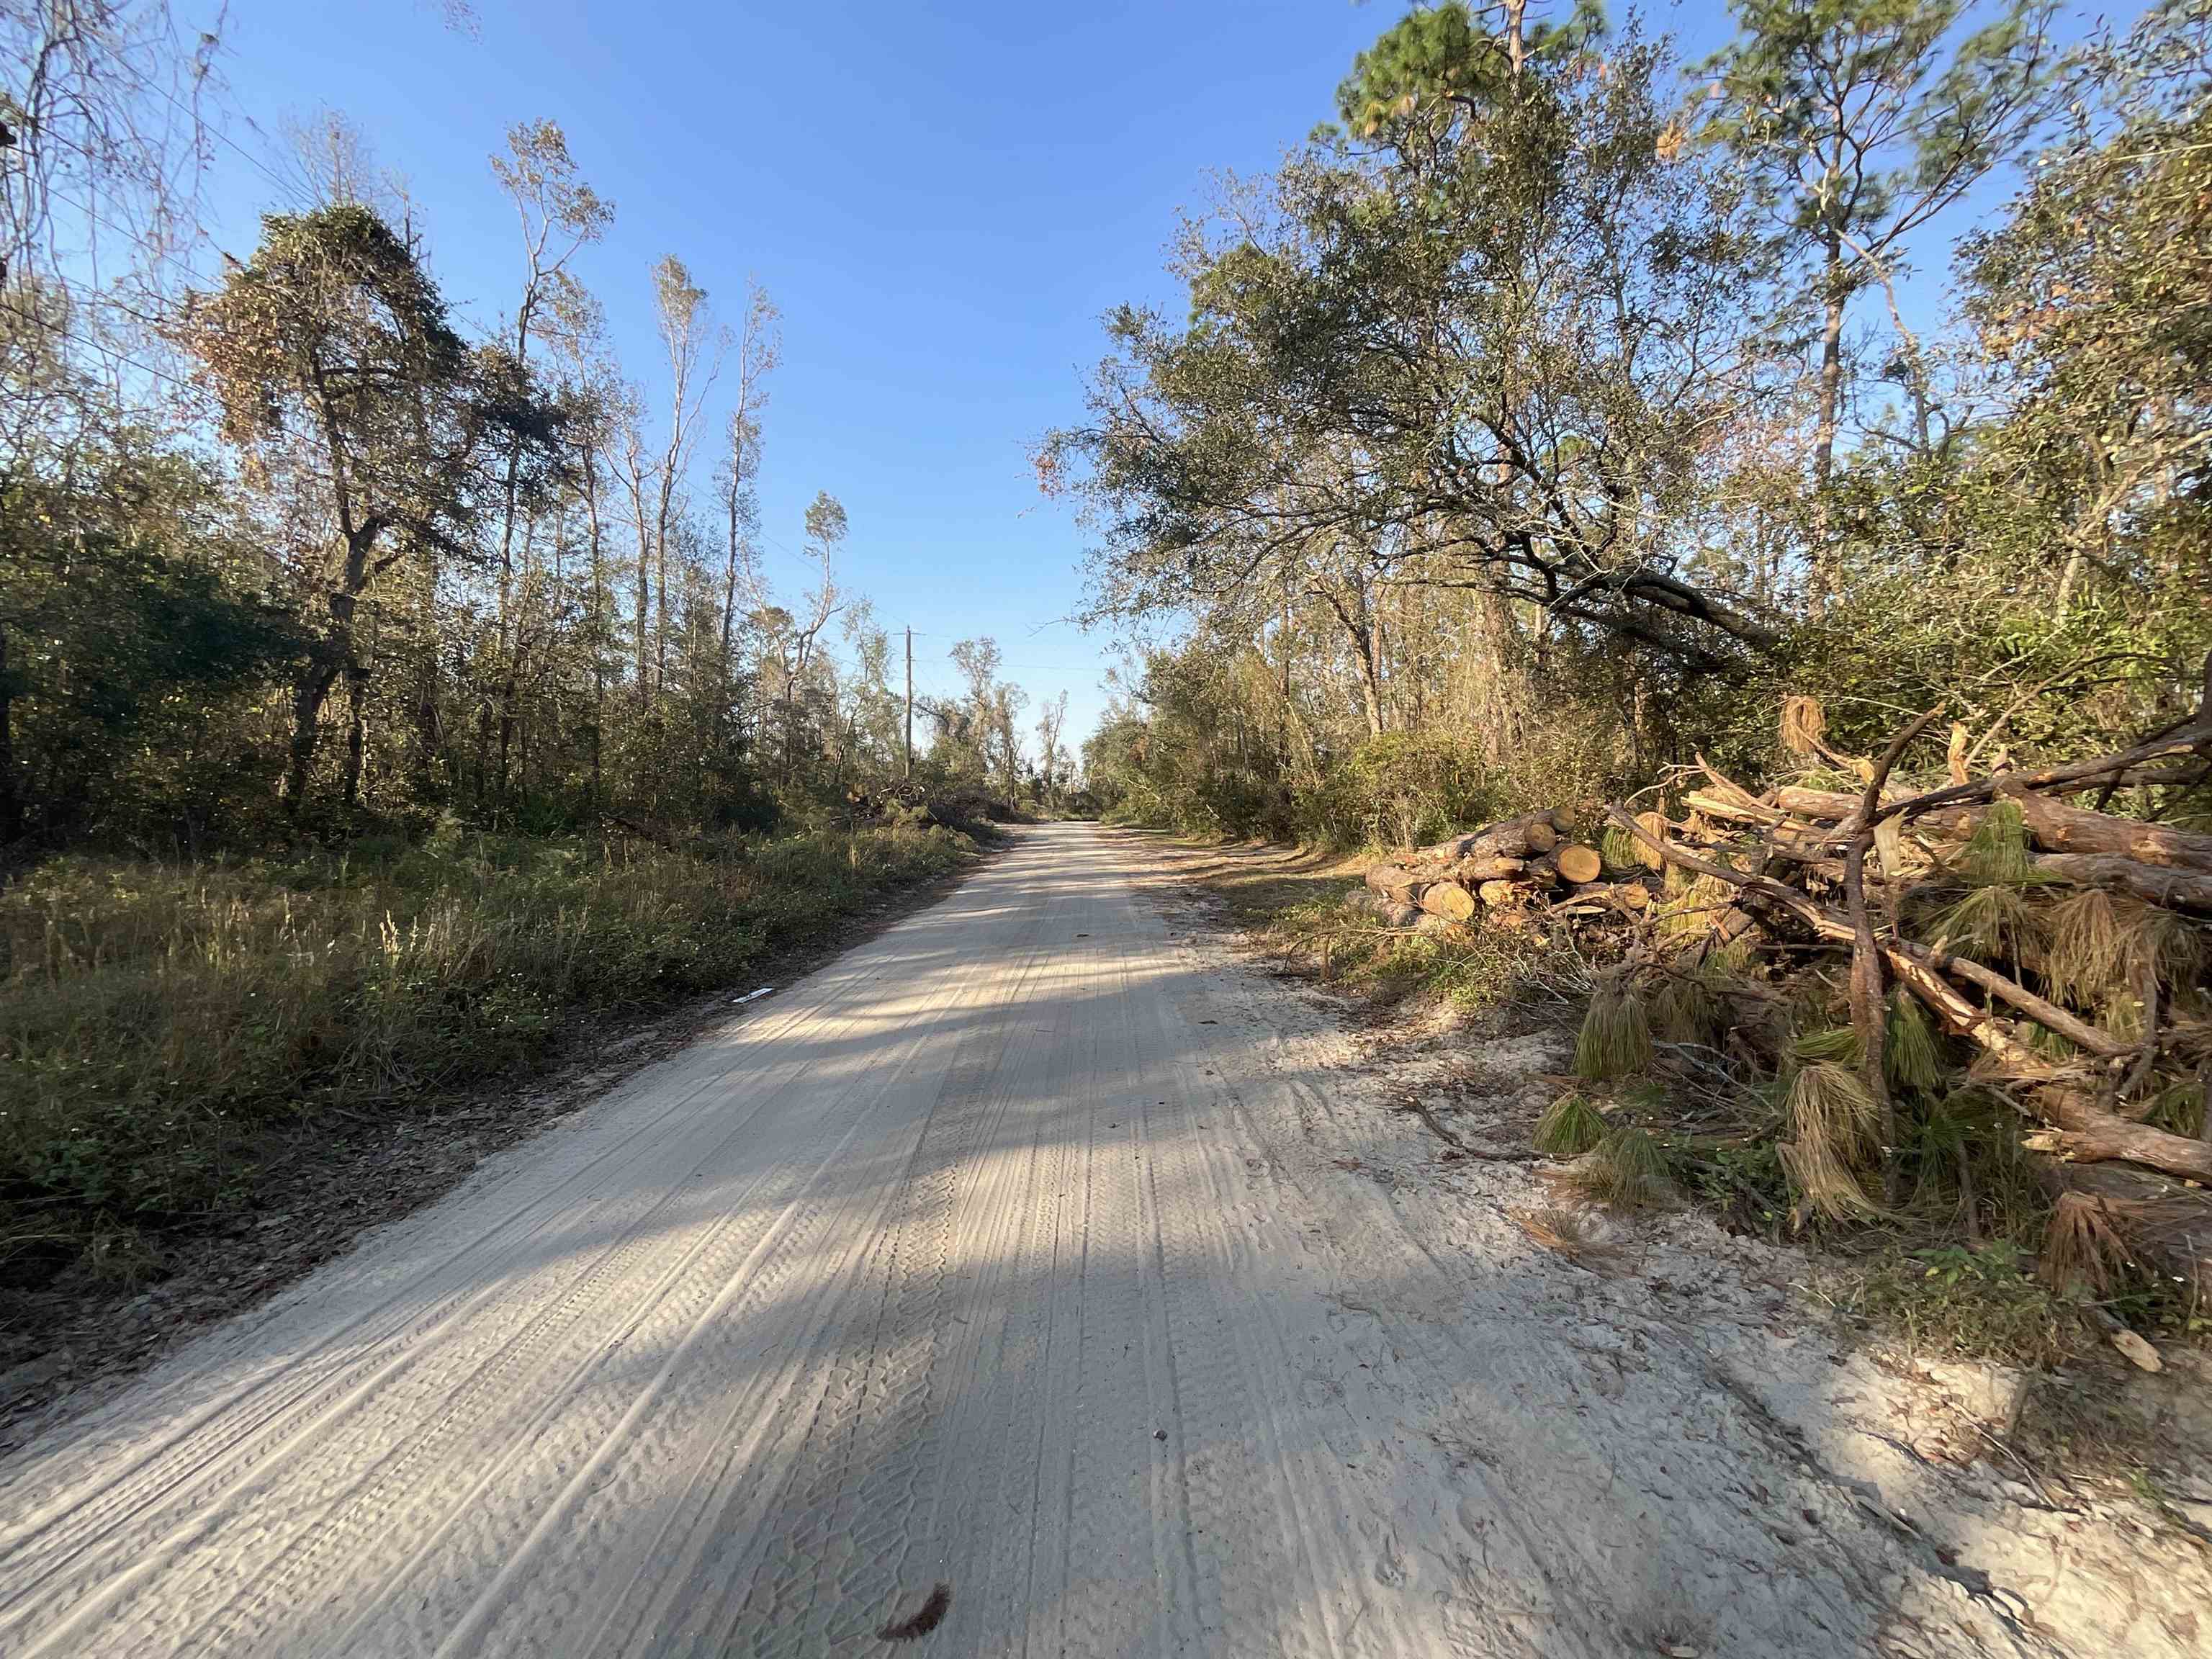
[{"left": 0, "top": 825, "right": 2195, "bottom": 1655}]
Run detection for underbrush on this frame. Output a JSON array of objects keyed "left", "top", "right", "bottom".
[
  {"left": 1, "top": 822, "right": 975, "bottom": 1284},
  {"left": 1159, "top": 832, "right": 1583, "bottom": 1013},
  {"left": 1254, "top": 891, "right": 1582, "bottom": 1011}
]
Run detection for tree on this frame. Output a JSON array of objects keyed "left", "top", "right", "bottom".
[
  {"left": 1034, "top": 691, "right": 1070, "bottom": 811},
  {"left": 1702, "top": 0, "right": 2054, "bottom": 527},
  {"left": 173, "top": 204, "right": 561, "bottom": 814},
  {"left": 1961, "top": 0, "right": 2211, "bottom": 625},
  {"left": 717, "top": 283, "right": 779, "bottom": 673},
  {"left": 485, "top": 120, "right": 611, "bottom": 803},
  {"left": 644, "top": 255, "right": 721, "bottom": 693},
  {"left": 745, "top": 491, "right": 845, "bottom": 786},
  {"left": 1044, "top": 11, "right": 1782, "bottom": 679}
]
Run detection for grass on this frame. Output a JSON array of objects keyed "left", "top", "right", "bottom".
[
  {"left": 1851, "top": 1242, "right": 2082, "bottom": 1369},
  {"left": 1165, "top": 837, "right": 1581, "bottom": 1013},
  {"left": 1, "top": 821, "right": 976, "bottom": 1284}
]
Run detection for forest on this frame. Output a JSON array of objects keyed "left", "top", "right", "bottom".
[
  {"left": 0, "top": 1, "right": 1066, "bottom": 1285},
  {"left": 1048, "top": 0, "right": 2212, "bottom": 1344}
]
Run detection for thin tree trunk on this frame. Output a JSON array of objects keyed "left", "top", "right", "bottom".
[
  {"left": 341, "top": 657, "right": 372, "bottom": 811},
  {"left": 286, "top": 648, "right": 345, "bottom": 817},
  {"left": 0, "top": 623, "right": 17, "bottom": 842},
  {"left": 1810, "top": 229, "right": 1846, "bottom": 617}
]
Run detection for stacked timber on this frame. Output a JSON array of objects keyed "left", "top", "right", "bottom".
[{"left": 1362, "top": 810, "right": 1633, "bottom": 927}]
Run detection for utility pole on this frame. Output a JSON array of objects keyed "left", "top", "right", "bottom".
[{"left": 904, "top": 626, "right": 914, "bottom": 780}]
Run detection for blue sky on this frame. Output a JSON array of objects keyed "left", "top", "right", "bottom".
[
  {"left": 179, "top": 0, "right": 2031, "bottom": 749},
  {"left": 184, "top": 0, "right": 1434, "bottom": 742}
]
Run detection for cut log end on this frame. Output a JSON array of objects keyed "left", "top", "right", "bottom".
[
  {"left": 1419, "top": 880, "right": 1477, "bottom": 922},
  {"left": 1555, "top": 844, "right": 1603, "bottom": 886}
]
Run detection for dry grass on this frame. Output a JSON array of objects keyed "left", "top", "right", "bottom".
[
  {"left": 1780, "top": 1133, "right": 1881, "bottom": 1221},
  {"left": 1780, "top": 1061, "right": 1881, "bottom": 1220},
  {"left": 1, "top": 823, "right": 975, "bottom": 1282},
  {"left": 2038, "top": 1192, "right": 2136, "bottom": 1295},
  {"left": 1174, "top": 840, "right": 1583, "bottom": 1014},
  {"left": 1515, "top": 1202, "right": 1618, "bottom": 1266}
]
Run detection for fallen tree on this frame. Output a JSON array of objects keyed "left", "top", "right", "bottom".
[{"left": 1355, "top": 683, "right": 2212, "bottom": 1293}]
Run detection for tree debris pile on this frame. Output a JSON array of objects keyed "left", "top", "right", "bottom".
[
  {"left": 1359, "top": 690, "right": 2212, "bottom": 1300},
  {"left": 846, "top": 781, "right": 1024, "bottom": 834}
]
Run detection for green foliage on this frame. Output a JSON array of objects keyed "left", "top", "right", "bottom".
[
  {"left": 1786, "top": 1025, "right": 1861, "bottom": 1068},
  {"left": 1563, "top": 1125, "right": 1674, "bottom": 1208},
  {"left": 1682, "top": 1138, "right": 1790, "bottom": 1231},
  {"left": 1574, "top": 980, "right": 1653, "bottom": 1082},
  {"left": 1959, "top": 800, "right": 2036, "bottom": 887},
  {"left": 1884, "top": 990, "right": 1946, "bottom": 1096},
  {"left": 1535, "top": 1091, "right": 1609, "bottom": 1158},
  {"left": 1305, "top": 732, "right": 1505, "bottom": 851},
  {"left": 1932, "top": 882, "right": 2043, "bottom": 966}
]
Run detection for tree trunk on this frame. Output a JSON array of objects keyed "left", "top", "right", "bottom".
[
  {"left": 341, "top": 657, "right": 372, "bottom": 811},
  {"left": 1809, "top": 228, "right": 1846, "bottom": 616},
  {"left": 285, "top": 645, "right": 346, "bottom": 817},
  {"left": 0, "top": 622, "right": 17, "bottom": 842},
  {"left": 2002, "top": 786, "right": 2212, "bottom": 873}
]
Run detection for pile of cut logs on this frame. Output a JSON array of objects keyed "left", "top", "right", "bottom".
[
  {"left": 1359, "top": 810, "right": 1640, "bottom": 927},
  {"left": 1358, "top": 683, "right": 2212, "bottom": 1289}
]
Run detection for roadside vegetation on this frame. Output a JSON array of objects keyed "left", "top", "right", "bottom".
[
  {"left": 1056, "top": 0, "right": 2211, "bottom": 1377},
  {"left": 0, "top": 6, "right": 1074, "bottom": 1295},
  {"left": 1, "top": 823, "right": 976, "bottom": 1287}
]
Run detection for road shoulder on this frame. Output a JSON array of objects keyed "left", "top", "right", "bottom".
[{"left": 1122, "top": 826, "right": 2212, "bottom": 1658}]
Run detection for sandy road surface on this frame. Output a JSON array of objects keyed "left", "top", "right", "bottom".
[{"left": 0, "top": 824, "right": 2181, "bottom": 1656}]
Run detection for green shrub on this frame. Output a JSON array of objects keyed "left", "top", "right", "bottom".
[{"left": 1298, "top": 732, "right": 1504, "bottom": 851}]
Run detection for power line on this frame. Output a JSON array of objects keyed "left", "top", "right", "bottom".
[{"left": 0, "top": 297, "right": 201, "bottom": 394}]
